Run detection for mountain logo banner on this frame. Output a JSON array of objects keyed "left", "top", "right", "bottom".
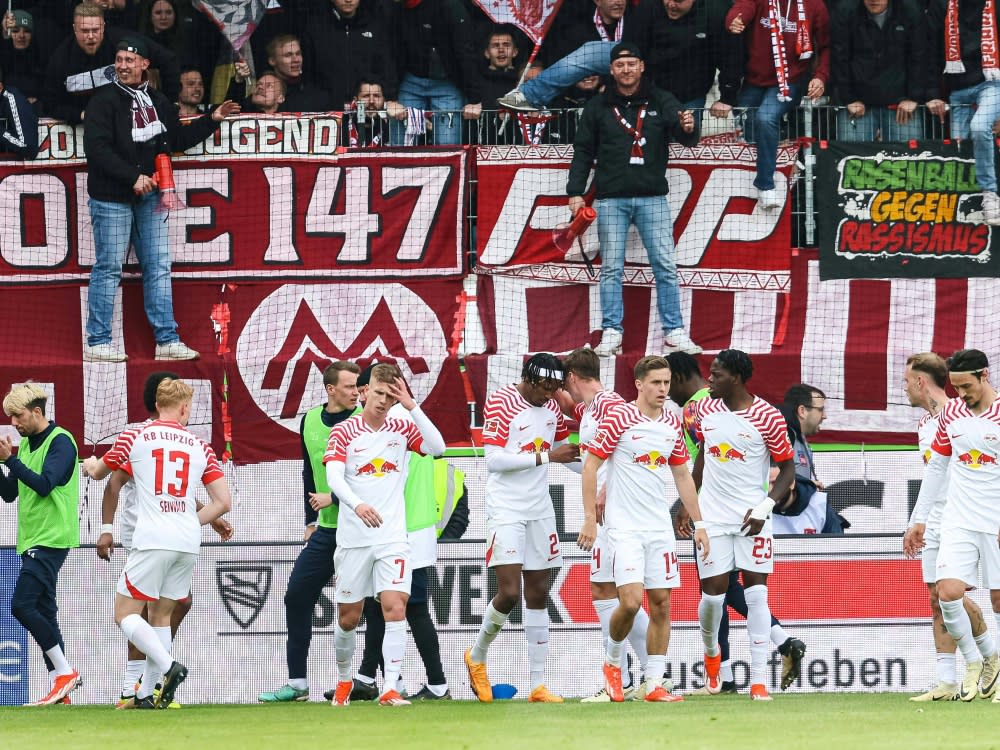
[{"left": 817, "top": 141, "right": 1000, "bottom": 279}]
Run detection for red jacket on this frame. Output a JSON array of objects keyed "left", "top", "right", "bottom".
[{"left": 726, "top": 0, "right": 830, "bottom": 88}]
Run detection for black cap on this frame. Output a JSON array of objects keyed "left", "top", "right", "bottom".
[
  {"left": 356, "top": 360, "right": 379, "bottom": 388},
  {"left": 610, "top": 41, "right": 643, "bottom": 62},
  {"left": 117, "top": 37, "right": 149, "bottom": 59}
]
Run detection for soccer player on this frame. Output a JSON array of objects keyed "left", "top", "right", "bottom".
[
  {"left": 668, "top": 352, "right": 805, "bottom": 694},
  {"left": 98, "top": 370, "right": 232, "bottom": 708},
  {"left": 465, "top": 353, "right": 579, "bottom": 703},
  {"left": 903, "top": 352, "right": 998, "bottom": 702},
  {"left": 691, "top": 349, "right": 796, "bottom": 701},
  {"left": 323, "top": 363, "right": 445, "bottom": 707},
  {"left": 84, "top": 378, "right": 232, "bottom": 709},
  {"left": 561, "top": 347, "right": 649, "bottom": 700},
  {"left": 578, "top": 355, "right": 710, "bottom": 703},
  {"left": 909, "top": 349, "right": 1000, "bottom": 703}
]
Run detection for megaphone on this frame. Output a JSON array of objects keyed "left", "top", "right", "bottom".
[
  {"left": 552, "top": 206, "right": 597, "bottom": 253},
  {"left": 153, "top": 153, "right": 186, "bottom": 213}
]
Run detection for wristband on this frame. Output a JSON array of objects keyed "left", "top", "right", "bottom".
[
  {"left": 749, "top": 497, "right": 776, "bottom": 522},
  {"left": 540, "top": 452, "right": 550, "bottom": 465},
  {"left": 100, "top": 523, "right": 114, "bottom": 536},
  {"left": 693, "top": 521, "right": 708, "bottom": 530}
]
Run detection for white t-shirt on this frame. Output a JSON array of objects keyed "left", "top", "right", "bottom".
[
  {"left": 482, "top": 384, "right": 570, "bottom": 524},
  {"left": 693, "top": 396, "right": 794, "bottom": 525},
  {"left": 103, "top": 419, "right": 225, "bottom": 554},
  {"left": 575, "top": 390, "right": 625, "bottom": 492},
  {"left": 324, "top": 414, "right": 427, "bottom": 548},
  {"left": 931, "top": 398, "right": 1000, "bottom": 534},
  {"left": 917, "top": 411, "right": 947, "bottom": 534},
  {"left": 585, "top": 401, "right": 689, "bottom": 532}
]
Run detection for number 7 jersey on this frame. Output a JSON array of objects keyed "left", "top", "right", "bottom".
[{"left": 103, "top": 419, "right": 225, "bottom": 554}]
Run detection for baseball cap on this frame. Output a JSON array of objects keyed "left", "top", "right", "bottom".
[
  {"left": 610, "top": 41, "right": 643, "bottom": 62},
  {"left": 12, "top": 10, "right": 32, "bottom": 30},
  {"left": 116, "top": 36, "right": 149, "bottom": 58},
  {"left": 356, "top": 361, "right": 379, "bottom": 388}
]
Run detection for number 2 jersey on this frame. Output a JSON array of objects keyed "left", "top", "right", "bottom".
[
  {"left": 693, "top": 395, "right": 794, "bottom": 525},
  {"left": 103, "top": 419, "right": 225, "bottom": 554},
  {"left": 584, "top": 401, "right": 689, "bottom": 531},
  {"left": 482, "top": 384, "right": 570, "bottom": 524}
]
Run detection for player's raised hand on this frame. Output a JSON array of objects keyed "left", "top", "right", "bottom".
[
  {"left": 577, "top": 518, "right": 597, "bottom": 551},
  {"left": 389, "top": 377, "right": 416, "bottom": 410},
  {"left": 96, "top": 532, "right": 114, "bottom": 561},
  {"left": 355, "top": 503, "right": 382, "bottom": 528},
  {"left": 548, "top": 443, "right": 580, "bottom": 464},
  {"left": 0, "top": 435, "right": 12, "bottom": 461},
  {"left": 211, "top": 517, "right": 234, "bottom": 541},
  {"left": 903, "top": 524, "right": 925, "bottom": 558},
  {"left": 694, "top": 528, "right": 711, "bottom": 561},
  {"left": 741, "top": 508, "right": 765, "bottom": 537},
  {"left": 309, "top": 492, "right": 333, "bottom": 510}
]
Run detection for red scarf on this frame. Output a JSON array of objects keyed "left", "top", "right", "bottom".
[
  {"left": 795, "top": 0, "right": 812, "bottom": 59},
  {"left": 612, "top": 104, "right": 647, "bottom": 165},
  {"left": 945, "top": 0, "right": 1000, "bottom": 80},
  {"left": 768, "top": 0, "right": 792, "bottom": 101},
  {"left": 594, "top": 8, "right": 623, "bottom": 41}
]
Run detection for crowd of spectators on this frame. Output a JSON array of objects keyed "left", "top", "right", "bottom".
[{"left": 0, "top": 0, "right": 994, "bottom": 150}]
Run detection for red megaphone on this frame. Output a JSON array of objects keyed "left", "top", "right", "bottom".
[
  {"left": 552, "top": 206, "right": 597, "bottom": 252},
  {"left": 153, "top": 153, "right": 186, "bottom": 213}
]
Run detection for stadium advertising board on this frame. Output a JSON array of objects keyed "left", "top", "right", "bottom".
[
  {"left": 475, "top": 137, "right": 798, "bottom": 292},
  {"left": 816, "top": 141, "right": 1000, "bottom": 279}
]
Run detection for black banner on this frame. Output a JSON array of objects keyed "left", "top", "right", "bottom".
[{"left": 817, "top": 141, "right": 1000, "bottom": 279}]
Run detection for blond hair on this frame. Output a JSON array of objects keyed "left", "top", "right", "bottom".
[
  {"left": 370, "top": 363, "right": 402, "bottom": 385},
  {"left": 906, "top": 352, "right": 948, "bottom": 388},
  {"left": 74, "top": 3, "right": 105, "bottom": 20},
  {"left": 3, "top": 383, "right": 48, "bottom": 417},
  {"left": 155, "top": 378, "right": 194, "bottom": 411}
]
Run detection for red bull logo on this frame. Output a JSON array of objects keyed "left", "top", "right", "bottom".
[
  {"left": 354, "top": 457, "right": 399, "bottom": 477},
  {"left": 957, "top": 450, "right": 998, "bottom": 469},
  {"left": 922, "top": 449, "right": 931, "bottom": 465},
  {"left": 709, "top": 443, "right": 746, "bottom": 463},
  {"left": 519, "top": 438, "right": 552, "bottom": 454},
  {"left": 633, "top": 451, "right": 667, "bottom": 470}
]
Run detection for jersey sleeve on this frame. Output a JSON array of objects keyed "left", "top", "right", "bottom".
[
  {"left": 764, "top": 409, "right": 795, "bottom": 462},
  {"left": 102, "top": 428, "right": 139, "bottom": 471},
  {"left": 666, "top": 413, "right": 691, "bottom": 465},
  {"left": 324, "top": 424, "right": 350, "bottom": 464},
  {"left": 481, "top": 393, "right": 511, "bottom": 448},
  {"left": 930, "top": 411, "right": 953, "bottom": 456},
  {"left": 554, "top": 409, "right": 570, "bottom": 442},
  {"left": 403, "top": 420, "right": 425, "bottom": 453},
  {"left": 586, "top": 404, "right": 630, "bottom": 459},
  {"left": 572, "top": 402, "right": 586, "bottom": 422},
  {"left": 200, "top": 442, "right": 226, "bottom": 484}
]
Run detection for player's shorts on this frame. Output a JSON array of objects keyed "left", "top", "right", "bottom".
[
  {"left": 486, "top": 517, "right": 561, "bottom": 571},
  {"left": 590, "top": 524, "right": 615, "bottom": 584},
  {"left": 697, "top": 519, "right": 775, "bottom": 579},
  {"left": 936, "top": 525, "right": 1000, "bottom": 589},
  {"left": 607, "top": 528, "right": 680, "bottom": 589},
  {"left": 334, "top": 540, "right": 411, "bottom": 603},
  {"left": 921, "top": 527, "right": 941, "bottom": 584},
  {"left": 116, "top": 548, "right": 197, "bottom": 601}
]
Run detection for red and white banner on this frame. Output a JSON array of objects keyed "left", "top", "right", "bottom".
[
  {"left": 471, "top": 0, "right": 564, "bottom": 45},
  {"left": 476, "top": 139, "right": 798, "bottom": 292}
]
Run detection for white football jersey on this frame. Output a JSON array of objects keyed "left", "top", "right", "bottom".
[
  {"left": 575, "top": 390, "right": 625, "bottom": 492},
  {"left": 586, "top": 402, "right": 689, "bottom": 531},
  {"left": 932, "top": 398, "right": 1000, "bottom": 534},
  {"left": 917, "top": 411, "right": 947, "bottom": 534},
  {"left": 324, "top": 414, "right": 427, "bottom": 548},
  {"left": 103, "top": 420, "right": 225, "bottom": 554},
  {"left": 116, "top": 419, "right": 152, "bottom": 550},
  {"left": 482, "top": 384, "right": 570, "bottom": 523},
  {"left": 693, "top": 396, "right": 794, "bottom": 525}
]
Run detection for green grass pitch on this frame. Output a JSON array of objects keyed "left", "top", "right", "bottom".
[{"left": 2, "top": 694, "right": 996, "bottom": 750}]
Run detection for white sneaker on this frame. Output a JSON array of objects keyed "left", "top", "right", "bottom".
[
  {"left": 84, "top": 344, "right": 128, "bottom": 362},
  {"left": 960, "top": 660, "right": 984, "bottom": 702},
  {"left": 593, "top": 329, "right": 623, "bottom": 357},
  {"left": 664, "top": 327, "right": 702, "bottom": 354},
  {"left": 980, "top": 652, "right": 1000, "bottom": 698},
  {"left": 909, "top": 682, "right": 958, "bottom": 702},
  {"left": 759, "top": 188, "right": 782, "bottom": 210},
  {"left": 155, "top": 341, "right": 200, "bottom": 360},
  {"left": 497, "top": 89, "right": 538, "bottom": 112},
  {"left": 983, "top": 192, "right": 1000, "bottom": 226}
]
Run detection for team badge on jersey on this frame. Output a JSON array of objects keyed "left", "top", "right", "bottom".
[
  {"left": 518, "top": 438, "right": 552, "bottom": 454},
  {"left": 708, "top": 443, "right": 746, "bottom": 462},
  {"left": 956, "top": 449, "right": 998, "bottom": 468},
  {"left": 632, "top": 451, "right": 668, "bottom": 469},
  {"left": 355, "top": 458, "right": 400, "bottom": 476}
]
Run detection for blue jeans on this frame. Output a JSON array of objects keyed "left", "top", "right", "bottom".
[
  {"left": 522, "top": 41, "right": 615, "bottom": 107},
  {"left": 283, "top": 525, "right": 337, "bottom": 680},
  {"left": 949, "top": 80, "right": 1000, "bottom": 192},
  {"left": 736, "top": 83, "right": 804, "bottom": 191},
  {"left": 836, "top": 106, "right": 925, "bottom": 142},
  {"left": 86, "top": 194, "right": 179, "bottom": 346},
  {"left": 391, "top": 74, "right": 465, "bottom": 146},
  {"left": 595, "top": 195, "right": 683, "bottom": 333}
]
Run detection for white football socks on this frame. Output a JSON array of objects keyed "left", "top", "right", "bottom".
[
  {"left": 43, "top": 645, "right": 73, "bottom": 676},
  {"left": 940, "top": 599, "right": 979, "bottom": 663},
  {"left": 334, "top": 624, "right": 357, "bottom": 682},
  {"left": 471, "top": 602, "right": 509, "bottom": 663},
  {"left": 122, "top": 659, "right": 144, "bottom": 696},
  {"left": 524, "top": 608, "right": 549, "bottom": 690},
  {"left": 627, "top": 606, "right": 650, "bottom": 675},
  {"left": 381, "top": 620, "right": 407, "bottom": 696},
  {"left": 936, "top": 652, "right": 957, "bottom": 685},
  {"left": 119, "top": 614, "right": 172, "bottom": 673},
  {"left": 744, "top": 585, "right": 771, "bottom": 686},
  {"left": 699, "top": 593, "right": 726, "bottom": 656}
]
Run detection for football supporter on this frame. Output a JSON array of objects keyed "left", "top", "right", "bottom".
[
  {"left": 668, "top": 351, "right": 805, "bottom": 695},
  {"left": 84, "top": 378, "right": 232, "bottom": 709},
  {"left": 0, "top": 383, "right": 80, "bottom": 706},
  {"left": 465, "top": 353, "right": 579, "bottom": 704},
  {"left": 909, "top": 349, "right": 1000, "bottom": 703},
  {"left": 561, "top": 347, "right": 649, "bottom": 700},
  {"left": 257, "top": 361, "right": 360, "bottom": 703},
  {"left": 691, "top": 349, "right": 796, "bottom": 701},
  {"left": 903, "top": 352, "right": 998, "bottom": 702},
  {"left": 579, "top": 355, "right": 709, "bottom": 703},
  {"left": 98, "top": 371, "right": 233, "bottom": 708},
  {"left": 323, "top": 363, "right": 445, "bottom": 707}
]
